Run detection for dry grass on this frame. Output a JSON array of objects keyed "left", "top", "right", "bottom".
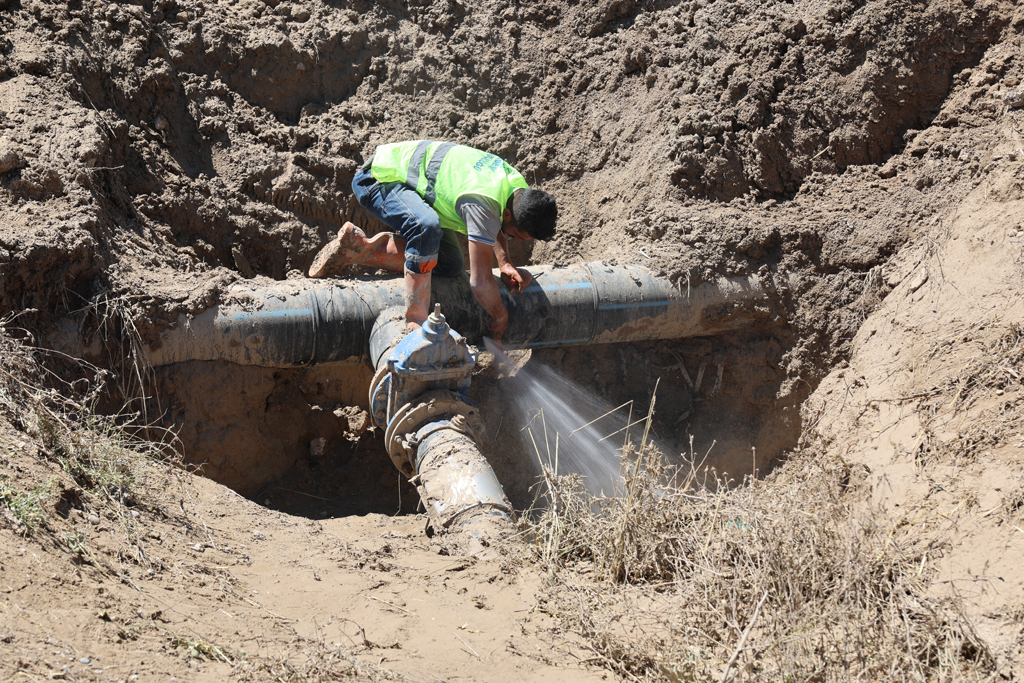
[
  {"left": 882, "top": 322, "right": 1024, "bottom": 467},
  {"left": 0, "top": 317, "right": 179, "bottom": 492},
  {"left": 231, "top": 624, "right": 396, "bottom": 682},
  {"left": 521, "top": 412, "right": 995, "bottom": 681},
  {"left": 0, "top": 319, "right": 184, "bottom": 571},
  {"left": 918, "top": 321, "right": 1023, "bottom": 410}
]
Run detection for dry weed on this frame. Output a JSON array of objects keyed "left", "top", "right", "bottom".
[
  {"left": 0, "top": 320, "right": 184, "bottom": 575},
  {"left": 920, "top": 322, "right": 1023, "bottom": 412},
  {"left": 909, "top": 322, "right": 1024, "bottom": 465},
  {"left": 523, "top": 427, "right": 995, "bottom": 681},
  {"left": 232, "top": 628, "right": 395, "bottom": 682}
]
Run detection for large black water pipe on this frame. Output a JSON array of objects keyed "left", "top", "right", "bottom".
[{"left": 146, "top": 263, "right": 784, "bottom": 367}]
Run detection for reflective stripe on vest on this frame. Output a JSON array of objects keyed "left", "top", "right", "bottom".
[{"left": 404, "top": 141, "right": 456, "bottom": 207}]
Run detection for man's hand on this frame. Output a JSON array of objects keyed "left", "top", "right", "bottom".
[{"left": 499, "top": 264, "right": 533, "bottom": 293}]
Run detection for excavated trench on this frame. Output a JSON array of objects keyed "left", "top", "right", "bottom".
[
  {"left": 4, "top": 0, "right": 1017, "bottom": 521},
  {"left": 137, "top": 265, "right": 800, "bottom": 518},
  {"left": 161, "top": 339, "right": 796, "bottom": 518}
]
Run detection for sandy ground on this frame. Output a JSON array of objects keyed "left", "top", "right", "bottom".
[{"left": 0, "top": 442, "right": 614, "bottom": 681}]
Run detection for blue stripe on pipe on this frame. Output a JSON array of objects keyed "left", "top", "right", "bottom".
[
  {"left": 522, "top": 282, "right": 593, "bottom": 293},
  {"left": 229, "top": 309, "right": 314, "bottom": 319}
]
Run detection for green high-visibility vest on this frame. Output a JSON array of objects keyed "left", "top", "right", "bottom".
[{"left": 370, "top": 140, "right": 528, "bottom": 234}]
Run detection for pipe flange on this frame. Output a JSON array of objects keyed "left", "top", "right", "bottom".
[
  {"left": 368, "top": 363, "right": 391, "bottom": 430},
  {"left": 384, "top": 389, "right": 480, "bottom": 477}
]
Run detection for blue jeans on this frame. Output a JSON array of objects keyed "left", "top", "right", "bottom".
[{"left": 351, "top": 167, "right": 465, "bottom": 276}]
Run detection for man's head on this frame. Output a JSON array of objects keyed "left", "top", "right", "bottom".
[{"left": 504, "top": 189, "right": 557, "bottom": 241}]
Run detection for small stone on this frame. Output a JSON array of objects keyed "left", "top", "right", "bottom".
[
  {"left": 0, "top": 143, "right": 24, "bottom": 174},
  {"left": 80, "top": 657, "right": 90, "bottom": 665},
  {"left": 154, "top": 114, "right": 168, "bottom": 131},
  {"left": 191, "top": 543, "right": 204, "bottom": 552},
  {"left": 252, "top": 529, "right": 266, "bottom": 540},
  {"left": 309, "top": 437, "right": 326, "bottom": 457},
  {"left": 1004, "top": 84, "right": 1024, "bottom": 109},
  {"left": 130, "top": 510, "right": 140, "bottom": 519},
  {"left": 87, "top": 515, "right": 100, "bottom": 525},
  {"left": 908, "top": 267, "right": 929, "bottom": 293},
  {"left": 231, "top": 247, "right": 255, "bottom": 278}
]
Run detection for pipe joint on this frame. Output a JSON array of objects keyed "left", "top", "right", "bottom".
[{"left": 382, "top": 389, "right": 483, "bottom": 477}]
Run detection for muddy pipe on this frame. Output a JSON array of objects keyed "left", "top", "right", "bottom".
[
  {"left": 370, "top": 305, "right": 512, "bottom": 536},
  {"left": 145, "top": 263, "right": 784, "bottom": 368}
]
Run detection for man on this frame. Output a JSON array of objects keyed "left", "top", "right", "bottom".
[{"left": 308, "top": 140, "right": 557, "bottom": 341}]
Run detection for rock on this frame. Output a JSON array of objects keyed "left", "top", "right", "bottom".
[
  {"left": 334, "top": 405, "right": 371, "bottom": 440},
  {"left": 0, "top": 139, "right": 25, "bottom": 174},
  {"left": 87, "top": 514, "right": 100, "bottom": 525},
  {"left": 1004, "top": 84, "right": 1024, "bottom": 109},
  {"left": 309, "top": 437, "right": 326, "bottom": 457},
  {"left": 252, "top": 529, "right": 266, "bottom": 540},
  {"left": 908, "top": 267, "right": 929, "bottom": 293},
  {"left": 231, "top": 247, "right": 255, "bottom": 278}
]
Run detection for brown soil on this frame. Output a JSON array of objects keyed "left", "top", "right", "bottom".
[{"left": 2, "top": 0, "right": 1024, "bottom": 679}]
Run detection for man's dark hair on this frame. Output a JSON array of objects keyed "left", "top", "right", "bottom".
[{"left": 512, "top": 189, "right": 557, "bottom": 241}]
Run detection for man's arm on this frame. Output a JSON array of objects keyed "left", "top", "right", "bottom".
[
  {"left": 468, "top": 240, "right": 509, "bottom": 341},
  {"left": 493, "top": 232, "right": 533, "bottom": 293}
]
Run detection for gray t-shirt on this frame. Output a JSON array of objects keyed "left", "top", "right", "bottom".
[{"left": 455, "top": 194, "right": 502, "bottom": 246}]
